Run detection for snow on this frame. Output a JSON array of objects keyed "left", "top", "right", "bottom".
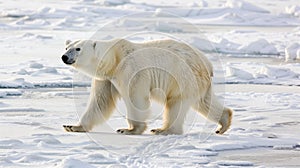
[
  {"left": 225, "top": 62, "right": 300, "bottom": 85},
  {"left": 285, "top": 43, "right": 300, "bottom": 62},
  {"left": 1, "top": 0, "right": 300, "bottom": 167},
  {"left": 217, "top": 160, "right": 254, "bottom": 166},
  {"left": 238, "top": 38, "right": 278, "bottom": 55},
  {"left": 224, "top": 0, "right": 268, "bottom": 13},
  {"left": 56, "top": 157, "right": 97, "bottom": 168},
  {"left": 286, "top": 5, "right": 300, "bottom": 17},
  {"left": 226, "top": 66, "right": 254, "bottom": 80}
]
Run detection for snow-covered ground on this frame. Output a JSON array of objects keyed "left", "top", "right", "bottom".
[{"left": 1, "top": 0, "right": 300, "bottom": 167}]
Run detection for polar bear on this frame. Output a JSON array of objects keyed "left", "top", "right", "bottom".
[{"left": 61, "top": 38, "right": 232, "bottom": 135}]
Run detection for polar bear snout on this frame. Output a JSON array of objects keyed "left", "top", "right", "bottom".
[
  {"left": 62, "top": 55, "right": 75, "bottom": 65},
  {"left": 61, "top": 55, "right": 68, "bottom": 63}
]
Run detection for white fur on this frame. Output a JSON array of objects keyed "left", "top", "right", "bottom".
[{"left": 62, "top": 39, "right": 233, "bottom": 135}]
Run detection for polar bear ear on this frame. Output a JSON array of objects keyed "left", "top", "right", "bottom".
[{"left": 65, "top": 40, "right": 72, "bottom": 46}]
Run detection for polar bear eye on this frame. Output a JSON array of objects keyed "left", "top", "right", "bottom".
[
  {"left": 65, "top": 48, "right": 67, "bottom": 50},
  {"left": 76, "top": 48, "right": 81, "bottom": 51}
]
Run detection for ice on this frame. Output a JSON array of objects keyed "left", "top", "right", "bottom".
[
  {"left": 0, "top": 90, "right": 22, "bottom": 98},
  {"left": 197, "top": 1, "right": 208, "bottom": 7},
  {"left": 217, "top": 160, "right": 254, "bottom": 166},
  {"left": 273, "top": 145, "right": 295, "bottom": 150},
  {"left": 0, "top": 78, "right": 34, "bottom": 88},
  {"left": 33, "top": 137, "right": 62, "bottom": 145},
  {"left": 16, "top": 155, "right": 51, "bottom": 163},
  {"left": 154, "top": 21, "right": 183, "bottom": 33},
  {"left": 29, "top": 62, "right": 44, "bottom": 69},
  {"left": 259, "top": 66, "right": 297, "bottom": 79},
  {"left": 215, "top": 38, "right": 240, "bottom": 53},
  {"left": 226, "top": 66, "right": 254, "bottom": 80},
  {"left": 285, "top": 43, "right": 300, "bottom": 62},
  {"left": 286, "top": 5, "right": 300, "bottom": 17},
  {"left": 183, "top": 150, "right": 218, "bottom": 157},
  {"left": 0, "top": 108, "right": 45, "bottom": 112},
  {"left": 239, "top": 115, "right": 265, "bottom": 122},
  {"left": 190, "top": 37, "right": 280, "bottom": 55},
  {"left": 208, "top": 142, "right": 247, "bottom": 151},
  {"left": 102, "top": 0, "right": 131, "bottom": 6},
  {"left": 0, "top": 139, "right": 24, "bottom": 148},
  {"left": 190, "top": 37, "right": 216, "bottom": 52},
  {"left": 225, "top": 63, "right": 300, "bottom": 85},
  {"left": 56, "top": 157, "right": 97, "bottom": 168},
  {"left": 1, "top": 0, "right": 300, "bottom": 167},
  {"left": 238, "top": 38, "right": 278, "bottom": 55},
  {"left": 225, "top": 0, "right": 268, "bottom": 13}
]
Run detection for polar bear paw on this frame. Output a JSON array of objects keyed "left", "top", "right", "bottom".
[
  {"left": 215, "top": 108, "right": 233, "bottom": 135},
  {"left": 150, "top": 128, "right": 182, "bottom": 135},
  {"left": 63, "top": 125, "right": 86, "bottom": 132},
  {"left": 116, "top": 128, "right": 144, "bottom": 135}
]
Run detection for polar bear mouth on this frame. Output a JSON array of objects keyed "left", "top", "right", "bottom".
[{"left": 65, "top": 61, "right": 75, "bottom": 65}]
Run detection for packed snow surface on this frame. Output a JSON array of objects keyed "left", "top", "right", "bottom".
[{"left": 1, "top": 0, "right": 300, "bottom": 167}]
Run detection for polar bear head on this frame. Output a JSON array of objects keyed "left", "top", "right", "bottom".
[{"left": 62, "top": 39, "right": 117, "bottom": 80}]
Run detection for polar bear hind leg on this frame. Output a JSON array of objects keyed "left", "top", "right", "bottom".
[
  {"left": 193, "top": 87, "right": 232, "bottom": 134},
  {"left": 215, "top": 107, "right": 232, "bottom": 134},
  {"left": 151, "top": 98, "right": 191, "bottom": 135},
  {"left": 64, "top": 80, "right": 118, "bottom": 132}
]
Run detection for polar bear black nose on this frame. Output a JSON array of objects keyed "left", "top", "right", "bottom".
[{"left": 62, "top": 55, "right": 69, "bottom": 63}]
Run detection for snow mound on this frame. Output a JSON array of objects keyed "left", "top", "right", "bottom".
[
  {"left": 33, "top": 137, "right": 61, "bottom": 145},
  {"left": 0, "top": 139, "right": 24, "bottom": 148},
  {"left": 16, "top": 155, "right": 51, "bottom": 163},
  {"left": 285, "top": 43, "right": 300, "bottom": 62},
  {"left": 225, "top": 0, "right": 268, "bottom": 13},
  {"left": 226, "top": 67, "right": 254, "bottom": 80},
  {"left": 215, "top": 38, "right": 241, "bottom": 53},
  {"left": 0, "top": 78, "right": 34, "bottom": 88},
  {"left": 190, "top": 37, "right": 279, "bottom": 55},
  {"left": 238, "top": 38, "right": 278, "bottom": 55},
  {"left": 209, "top": 142, "right": 246, "bottom": 151},
  {"left": 190, "top": 37, "right": 216, "bottom": 51},
  {"left": 240, "top": 115, "right": 265, "bottom": 122},
  {"left": 286, "top": 5, "right": 300, "bottom": 17},
  {"left": 225, "top": 63, "right": 300, "bottom": 85},
  {"left": 56, "top": 157, "right": 97, "bottom": 168},
  {"left": 30, "top": 62, "right": 44, "bottom": 69},
  {"left": 198, "top": 0, "right": 208, "bottom": 7},
  {"left": 259, "top": 66, "right": 297, "bottom": 79}
]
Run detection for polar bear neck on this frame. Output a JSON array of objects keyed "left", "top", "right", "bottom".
[{"left": 93, "top": 39, "right": 129, "bottom": 80}]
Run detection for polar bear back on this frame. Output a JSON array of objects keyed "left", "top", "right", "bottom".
[{"left": 112, "top": 39, "right": 213, "bottom": 100}]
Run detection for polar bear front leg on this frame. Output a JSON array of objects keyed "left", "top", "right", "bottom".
[
  {"left": 151, "top": 99, "right": 190, "bottom": 135},
  {"left": 117, "top": 92, "right": 150, "bottom": 135},
  {"left": 64, "top": 80, "right": 118, "bottom": 132}
]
